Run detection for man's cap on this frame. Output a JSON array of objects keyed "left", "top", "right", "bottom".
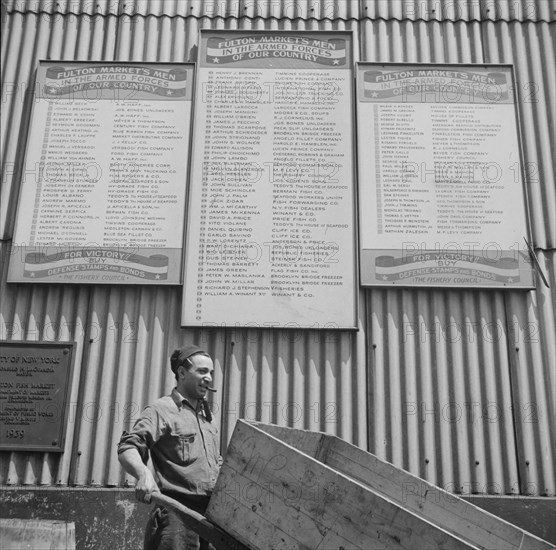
[{"left": 170, "top": 345, "right": 209, "bottom": 373}]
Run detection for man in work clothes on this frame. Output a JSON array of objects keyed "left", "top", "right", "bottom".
[{"left": 118, "top": 345, "right": 221, "bottom": 550}]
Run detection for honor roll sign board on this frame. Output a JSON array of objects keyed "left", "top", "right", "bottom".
[
  {"left": 357, "top": 63, "right": 534, "bottom": 288},
  {"left": 9, "top": 61, "right": 194, "bottom": 284},
  {"left": 183, "top": 31, "right": 357, "bottom": 328}
]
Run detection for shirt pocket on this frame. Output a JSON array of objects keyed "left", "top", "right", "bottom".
[{"left": 169, "top": 433, "right": 195, "bottom": 464}]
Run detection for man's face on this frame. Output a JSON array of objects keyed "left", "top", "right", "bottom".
[{"left": 177, "top": 354, "right": 214, "bottom": 403}]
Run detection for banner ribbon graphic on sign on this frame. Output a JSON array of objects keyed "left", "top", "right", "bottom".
[
  {"left": 23, "top": 250, "right": 170, "bottom": 280},
  {"left": 363, "top": 70, "right": 509, "bottom": 102},
  {"left": 375, "top": 254, "right": 520, "bottom": 283},
  {"left": 206, "top": 36, "right": 346, "bottom": 65},
  {"left": 44, "top": 66, "right": 188, "bottom": 98}
]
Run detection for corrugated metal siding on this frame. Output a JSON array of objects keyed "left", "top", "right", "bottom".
[
  {"left": 506, "top": 250, "right": 556, "bottom": 496},
  {"left": 2, "top": 0, "right": 122, "bottom": 16},
  {"left": 0, "top": 242, "right": 90, "bottom": 485},
  {"left": 365, "top": 251, "right": 556, "bottom": 496},
  {"left": 0, "top": 10, "right": 118, "bottom": 239},
  {"left": 5, "top": 0, "right": 556, "bottom": 22},
  {"left": 482, "top": 20, "right": 556, "bottom": 249},
  {"left": 360, "top": 19, "right": 485, "bottom": 63},
  {"left": 358, "top": 15, "right": 556, "bottom": 495},
  {"left": 366, "top": 287, "right": 522, "bottom": 494},
  {"left": 69, "top": 285, "right": 229, "bottom": 487},
  {"left": 1, "top": 0, "right": 240, "bottom": 18},
  {"left": 31, "top": 280, "right": 368, "bottom": 487},
  {"left": 217, "top": 320, "right": 368, "bottom": 448},
  {"left": 359, "top": 0, "right": 556, "bottom": 22},
  {"left": 114, "top": 11, "right": 200, "bottom": 62},
  {"left": 367, "top": 251, "right": 556, "bottom": 495},
  {"left": 1, "top": 1, "right": 554, "bottom": 496}
]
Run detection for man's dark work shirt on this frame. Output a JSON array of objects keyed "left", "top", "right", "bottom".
[{"left": 118, "top": 388, "right": 221, "bottom": 500}]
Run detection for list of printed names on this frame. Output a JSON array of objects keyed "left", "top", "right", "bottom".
[
  {"left": 373, "top": 103, "right": 509, "bottom": 238},
  {"left": 189, "top": 68, "right": 354, "bottom": 323},
  {"left": 29, "top": 99, "right": 188, "bottom": 249}
]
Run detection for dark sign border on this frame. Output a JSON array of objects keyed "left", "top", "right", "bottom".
[{"left": 0, "top": 341, "right": 75, "bottom": 452}]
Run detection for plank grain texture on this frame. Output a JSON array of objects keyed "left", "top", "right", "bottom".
[
  {"left": 206, "top": 421, "right": 480, "bottom": 550},
  {"left": 253, "top": 422, "right": 555, "bottom": 550}
]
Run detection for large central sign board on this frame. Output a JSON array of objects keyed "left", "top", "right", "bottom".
[
  {"left": 357, "top": 63, "right": 534, "bottom": 288},
  {"left": 9, "top": 61, "right": 194, "bottom": 284},
  {"left": 183, "top": 31, "right": 357, "bottom": 328}
]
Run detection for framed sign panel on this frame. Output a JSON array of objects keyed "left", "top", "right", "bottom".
[
  {"left": 356, "top": 63, "right": 534, "bottom": 288},
  {"left": 182, "top": 31, "right": 357, "bottom": 328},
  {"left": 0, "top": 342, "right": 74, "bottom": 452},
  {"left": 8, "top": 61, "right": 195, "bottom": 284}
]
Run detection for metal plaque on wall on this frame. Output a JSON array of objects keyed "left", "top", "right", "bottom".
[{"left": 0, "top": 341, "right": 74, "bottom": 451}]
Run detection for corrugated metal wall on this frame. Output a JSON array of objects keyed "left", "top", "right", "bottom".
[{"left": 1, "top": 0, "right": 554, "bottom": 497}]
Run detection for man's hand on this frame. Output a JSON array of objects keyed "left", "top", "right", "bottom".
[
  {"left": 118, "top": 448, "right": 160, "bottom": 503},
  {"left": 136, "top": 466, "right": 159, "bottom": 503}
]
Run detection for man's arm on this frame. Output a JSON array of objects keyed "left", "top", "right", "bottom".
[{"left": 118, "top": 448, "right": 159, "bottom": 503}]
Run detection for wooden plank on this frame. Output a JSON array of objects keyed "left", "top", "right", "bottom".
[
  {"left": 250, "top": 422, "right": 556, "bottom": 550},
  {"left": 207, "top": 420, "right": 479, "bottom": 550},
  {"left": 462, "top": 495, "right": 556, "bottom": 545},
  {"left": 247, "top": 423, "right": 325, "bottom": 459},
  {"left": 209, "top": 467, "right": 356, "bottom": 550},
  {"left": 0, "top": 519, "right": 76, "bottom": 550}
]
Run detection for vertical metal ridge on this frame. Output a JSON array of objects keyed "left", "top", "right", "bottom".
[
  {"left": 217, "top": 328, "right": 364, "bottom": 449},
  {"left": 1, "top": 12, "right": 38, "bottom": 239},
  {"left": 360, "top": 19, "right": 484, "bottom": 64},
  {"left": 482, "top": 21, "right": 556, "bottom": 249},
  {"left": 366, "top": 287, "right": 523, "bottom": 493},
  {"left": 506, "top": 250, "right": 556, "bottom": 496}
]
